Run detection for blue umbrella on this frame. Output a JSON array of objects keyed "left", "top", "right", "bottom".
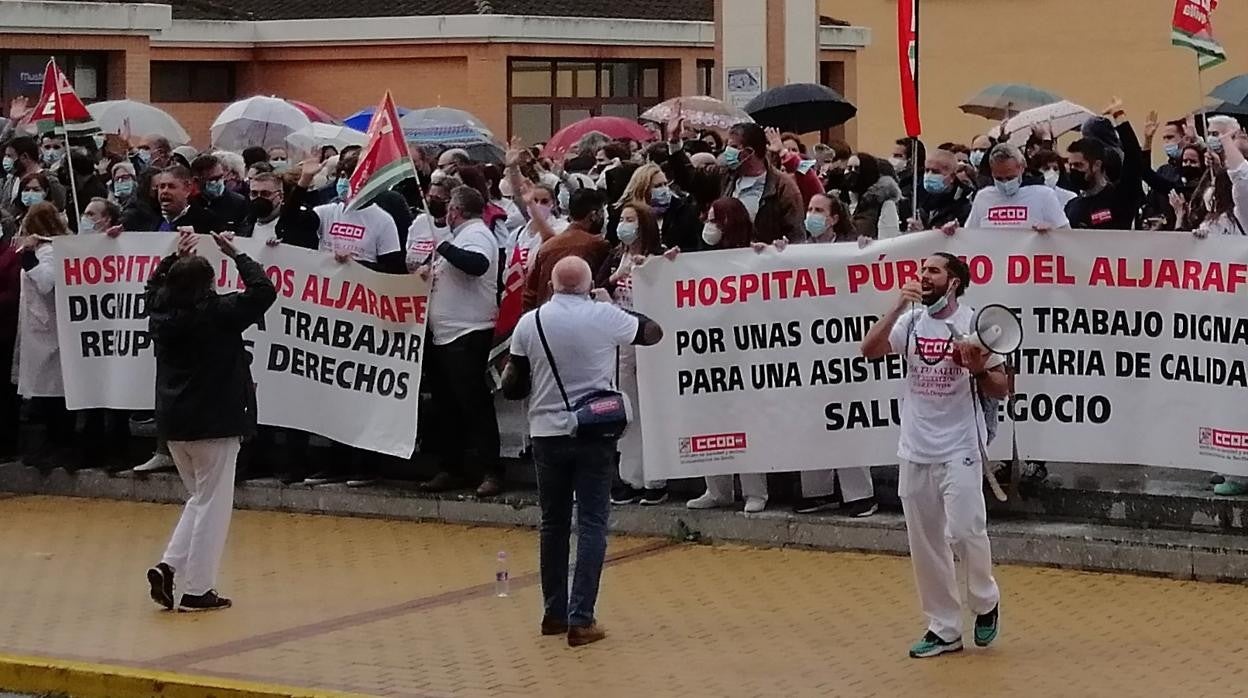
[{"left": 344, "top": 105, "right": 413, "bottom": 132}]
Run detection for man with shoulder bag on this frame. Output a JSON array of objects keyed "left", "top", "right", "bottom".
[{"left": 502, "top": 256, "right": 663, "bottom": 647}]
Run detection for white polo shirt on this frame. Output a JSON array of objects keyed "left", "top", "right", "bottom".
[
  {"left": 510, "top": 293, "right": 639, "bottom": 437},
  {"left": 313, "top": 202, "right": 402, "bottom": 263},
  {"left": 966, "top": 184, "right": 1069, "bottom": 230},
  {"left": 428, "top": 218, "right": 499, "bottom": 346}
]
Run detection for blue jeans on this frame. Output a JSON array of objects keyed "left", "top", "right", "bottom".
[{"left": 532, "top": 435, "right": 615, "bottom": 628}]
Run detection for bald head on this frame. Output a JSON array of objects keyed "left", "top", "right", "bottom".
[{"left": 552, "top": 256, "right": 593, "bottom": 295}]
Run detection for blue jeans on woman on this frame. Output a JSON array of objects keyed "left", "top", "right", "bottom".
[{"left": 532, "top": 435, "right": 615, "bottom": 628}]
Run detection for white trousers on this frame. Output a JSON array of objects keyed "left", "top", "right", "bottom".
[
  {"left": 799, "top": 467, "right": 874, "bottom": 502},
  {"left": 704, "top": 473, "right": 768, "bottom": 502},
  {"left": 617, "top": 344, "right": 664, "bottom": 489},
  {"left": 899, "top": 458, "right": 999, "bottom": 642},
  {"left": 162, "top": 437, "right": 241, "bottom": 597}
]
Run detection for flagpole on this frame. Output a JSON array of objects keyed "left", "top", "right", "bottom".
[
  {"left": 1195, "top": 54, "right": 1210, "bottom": 140},
  {"left": 49, "top": 58, "right": 81, "bottom": 223},
  {"left": 911, "top": 0, "right": 921, "bottom": 214}
]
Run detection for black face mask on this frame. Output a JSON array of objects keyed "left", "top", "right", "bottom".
[
  {"left": 825, "top": 169, "right": 845, "bottom": 190},
  {"left": 427, "top": 199, "right": 448, "bottom": 219},
  {"left": 248, "top": 196, "right": 275, "bottom": 220},
  {"left": 1067, "top": 170, "right": 1090, "bottom": 192},
  {"left": 842, "top": 171, "right": 860, "bottom": 192},
  {"left": 1181, "top": 165, "right": 1205, "bottom": 183}
]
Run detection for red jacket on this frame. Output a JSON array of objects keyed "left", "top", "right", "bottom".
[{"left": 778, "top": 150, "right": 824, "bottom": 209}]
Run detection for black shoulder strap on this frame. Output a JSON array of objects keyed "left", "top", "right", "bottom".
[{"left": 534, "top": 308, "right": 571, "bottom": 411}]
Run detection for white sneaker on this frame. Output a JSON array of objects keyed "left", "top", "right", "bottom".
[
  {"left": 743, "top": 496, "right": 767, "bottom": 514},
  {"left": 133, "top": 452, "right": 175, "bottom": 473},
  {"left": 686, "top": 492, "right": 728, "bottom": 510}
]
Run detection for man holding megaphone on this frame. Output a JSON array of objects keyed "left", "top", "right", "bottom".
[{"left": 861, "top": 252, "right": 1011, "bottom": 660}]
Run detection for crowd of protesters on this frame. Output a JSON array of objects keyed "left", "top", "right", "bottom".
[{"left": 0, "top": 95, "right": 1246, "bottom": 507}]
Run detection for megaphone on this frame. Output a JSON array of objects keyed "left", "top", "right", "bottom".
[{"left": 946, "top": 304, "right": 1023, "bottom": 355}]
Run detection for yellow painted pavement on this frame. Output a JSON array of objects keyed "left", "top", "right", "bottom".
[{"left": 0, "top": 495, "right": 1245, "bottom": 697}]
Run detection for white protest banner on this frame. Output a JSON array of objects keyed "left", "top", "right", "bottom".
[
  {"left": 633, "top": 229, "right": 1248, "bottom": 479},
  {"left": 55, "top": 233, "right": 429, "bottom": 458}
]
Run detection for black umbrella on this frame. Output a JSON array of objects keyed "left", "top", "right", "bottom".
[{"left": 744, "top": 83, "right": 857, "bottom": 134}]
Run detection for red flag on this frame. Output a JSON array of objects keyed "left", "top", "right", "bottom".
[
  {"left": 495, "top": 244, "right": 527, "bottom": 341},
  {"left": 346, "top": 91, "right": 416, "bottom": 211},
  {"left": 30, "top": 58, "right": 99, "bottom": 137},
  {"left": 897, "top": 0, "right": 921, "bottom": 138},
  {"left": 1172, "top": 0, "right": 1226, "bottom": 70}
]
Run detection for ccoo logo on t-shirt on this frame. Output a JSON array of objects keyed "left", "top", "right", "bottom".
[
  {"left": 1090, "top": 209, "right": 1113, "bottom": 225},
  {"left": 329, "top": 222, "right": 366, "bottom": 240},
  {"left": 986, "top": 206, "right": 1028, "bottom": 224}
]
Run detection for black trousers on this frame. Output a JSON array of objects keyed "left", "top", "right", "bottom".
[{"left": 425, "top": 328, "right": 500, "bottom": 481}]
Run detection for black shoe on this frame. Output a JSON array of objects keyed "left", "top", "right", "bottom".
[
  {"left": 611, "top": 485, "right": 643, "bottom": 505},
  {"left": 974, "top": 604, "right": 1000, "bottom": 647},
  {"left": 793, "top": 495, "right": 838, "bottom": 514},
  {"left": 639, "top": 487, "right": 669, "bottom": 506},
  {"left": 147, "top": 563, "right": 175, "bottom": 610},
  {"left": 178, "top": 590, "right": 232, "bottom": 612},
  {"left": 418, "top": 471, "right": 458, "bottom": 492},
  {"left": 840, "top": 497, "right": 879, "bottom": 518}
]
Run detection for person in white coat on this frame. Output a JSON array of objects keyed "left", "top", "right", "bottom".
[{"left": 15, "top": 201, "right": 72, "bottom": 469}]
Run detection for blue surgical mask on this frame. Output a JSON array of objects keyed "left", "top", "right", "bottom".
[
  {"left": 336, "top": 177, "right": 351, "bottom": 200},
  {"left": 21, "top": 191, "right": 45, "bottom": 208},
  {"left": 994, "top": 176, "right": 1022, "bottom": 197},
  {"left": 969, "top": 150, "right": 985, "bottom": 168},
  {"left": 93, "top": 134, "right": 107, "bottom": 150},
  {"left": 650, "top": 185, "right": 672, "bottom": 209},
  {"left": 923, "top": 173, "right": 951, "bottom": 194},
  {"left": 926, "top": 289, "right": 953, "bottom": 317},
  {"left": 203, "top": 180, "right": 226, "bottom": 199},
  {"left": 721, "top": 146, "right": 743, "bottom": 171},
  {"left": 1163, "top": 143, "right": 1181, "bottom": 159},
  {"left": 1, "top": 157, "right": 13, "bottom": 174},
  {"left": 557, "top": 187, "right": 571, "bottom": 212},
  {"left": 616, "top": 221, "right": 639, "bottom": 245},
  {"left": 136, "top": 149, "right": 152, "bottom": 164},
  {"left": 41, "top": 148, "right": 62, "bottom": 166},
  {"left": 804, "top": 212, "right": 828, "bottom": 237},
  {"left": 79, "top": 215, "right": 99, "bottom": 234},
  {"left": 113, "top": 179, "right": 135, "bottom": 199},
  {"left": 1207, "top": 135, "right": 1224, "bottom": 153},
  {"left": 271, "top": 159, "right": 288, "bottom": 173}
]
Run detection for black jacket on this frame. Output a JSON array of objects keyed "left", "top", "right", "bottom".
[
  {"left": 123, "top": 201, "right": 226, "bottom": 235},
  {"left": 197, "top": 191, "right": 250, "bottom": 234},
  {"left": 147, "top": 252, "right": 277, "bottom": 441},
  {"left": 660, "top": 196, "right": 703, "bottom": 251}
]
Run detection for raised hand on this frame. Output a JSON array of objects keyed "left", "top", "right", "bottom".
[{"left": 211, "top": 231, "right": 238, "bottom": 257}]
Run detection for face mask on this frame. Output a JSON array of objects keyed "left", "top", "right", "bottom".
[
  {"left": 969, "top": 150, "right": 985, "bottom": 168},
  {"left": 702, "top": 223, "right": 723, "bottom": 246},
  {"left": 721, "top": 146, "right": 743, "bottom": 171},
  {"left": 650, "top": 185, "right": 672, "bottom": 209},
  {"left": 1181, "top": 165, "right": 1205, "bottom": 182},
  {"left": 1067, "top": 170, "right": 1090, "bottom": 192},
  {"left": 994, "top": 176, "right": 1022, "bottom": 197},
  {"left": 93, "top": 134, "right": 107, "bottom": 150},
  {"left": 79, "top": 215, "right": 99, "bottom": 233},
  {"left": 1207, "top": 135, "right": 1225, "bottom": 153},
  {"left": 249, "top": 197, "right": 275, "bottom": 220},
  {"left": 42, "top": 149, "right": 62, "bottom": 166},
  {"left": 926, "top": 287, "right": 953, "bottom": 317},
  {"left": 136, "top": 149, "right": 152, "bottom": 164},
  {"left": 21, "top": 191, "right": 45, "bottom": 207},
  {"left": 203, "top": 180, "right": 226, "bottom": 199},
  {"left": 617, "top": 222, "right": 639, "bottom": 245},
  {"left": 1042, "top": 170, "right": 1061, "bottom": 188},
  {"left": 922, "top": 173, "right": 950, "bottom": 194},
  {"left": 270, "top": 159, "right": 288, "bottom": 173},
  {"left": 1163, "top": 143, "right": 1181, "bottom": 160},
  {"left": 534, "top": 203, "right": 552, "bottom": 221},
  {"left": 2, "top": 157, "right": 13, "bottom": 174},
  {"left": 889, "top": 157, "right": 907, "bottom": 173},
  {"left": 804, "top": 212, "right": 829, "bottom": 237},
  {"left": 557, "top": 187, "right": 571, "bottom": 212},
  {"left": 427, "top": 199, "right": 448, "bottom": 219},
  {"left": 336, "top": 178, "right": 351, "bottom": 201},
  {"left": 113, "top": 179, "right": 135, "bottom": 199}
]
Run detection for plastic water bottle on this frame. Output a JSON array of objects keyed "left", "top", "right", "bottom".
[{"left": 495, "top": 551, "right": 510, "bottom": 597}]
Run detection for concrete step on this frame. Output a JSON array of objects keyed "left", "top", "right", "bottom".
[{"left": 3, "top": 463, "right": 1247, "bottom": 583}]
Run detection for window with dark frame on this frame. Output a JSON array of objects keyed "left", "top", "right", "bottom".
[
  {"left": 508, "top": 59, "right": 665, "bottom": 145},
  {"left": 150, "top": 61, "right": 237, "bottom": 103},
  {"left": 696, "top": 59, "right": 715, "bottom": 97}
]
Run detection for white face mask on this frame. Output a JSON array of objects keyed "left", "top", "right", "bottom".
[
  {"left": 1043, "top": 170, "right": 1060, "bottom": 188},
  {"left": 498, "top": 178, "right": 513, "bottom": 198},
  {"left": 889, "top": 157, "right": 907, "bottom": 173},
  {"left": 701, "top": 223, "right": 723, "bottom": 246}
]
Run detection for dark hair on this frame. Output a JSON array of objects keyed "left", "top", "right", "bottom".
[
  {"left": 699, "top": 130, "right": 724, "bottom": 152},
  {"left": 456, "top": 165, "right": 492, "bottom": 202},
  {"left": 820, "top": 195, "right": 854, "bottom": 239},
  {"left": 780, "top": 132, "right": 807, "bottom": 155},
  {"left": 1067, "top": 138, "right": 1107, "bottom": 166},
  {"left": 319, "top": 145, "right": 338, "bottom": 162},
  {"left": 709, "top": 197, "right": 754, "bottom": 249},
  {"left": 850, "top": 151, "right": 882, "bottom": 193},
  {"left": 824, "top": 138, "right": 852, "bottom": 161},
  {"left": 568, "top": 188, "right": 605, "bottom": 221},
  {"left": 481, "top": 164, "right": 504, "bottom": 200},
  {"left": 241, "top": 146, "right": 269, "bottom": 168},
  {"left": 335, "top": 156, "right": 358, "bottom": 179},
  {"left": 449, "top": 185, "right": 486, "bottom": 219},
  {"left": 341, "top": 145, "right": 363, "bottom": 159},
  {"left": 162, "top": 256, "right": 215, "bottom": 308},
  {"left": 189, "top": 153, "right": 221, "bottom": 178},
  {"left": 89, "top": 197, "right": 123, "bottom": 225},
  {"left": 600, "top": 142, "right": 630, "bottom": 161},
  {"left": 729, "top": 123, "right": 768, "bottom": 160},
  {"left": 18, "top": 170, "right": 53, "bottom": 198},
  {"left": 249, "top": 172, "right": 284, "bottom": 189},
  {"left": 620, "top": 201, "right": 663, "bottom": 256},
  {"left": 1030, "top": 149, "right": 1064, "bottom": 170},
  {"left": 8, "top": 136, "right": 38, "bottom": 162},
  {"left": 931, "top": 252, "right": 970, "bottom": 297},
  {"left": 248, "top": 161, "right": 275, "bottom": 175},
  {"left": 156, "top": 165, "right": 193, "bottom": 185},
  {"left": 645, "top": 142, "right": 671, "bottom": 166}
]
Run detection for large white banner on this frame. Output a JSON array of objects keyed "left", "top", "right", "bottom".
[
  {"left": 633, "top": 229, "right": 1248, "bottom": 479},
  {"left": 55, "top": 233, "right": 429, "bottom": 458}
]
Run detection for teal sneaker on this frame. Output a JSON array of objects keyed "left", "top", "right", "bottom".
[
  {"left": 909, "top": 630, "right": 963, "bottom": 659},
  {"left": 974, "top": 604, "right": 1000, "bottom": 647},
  {"left": 1214, "top": 480, "right": 1248, "bottom": 496}
]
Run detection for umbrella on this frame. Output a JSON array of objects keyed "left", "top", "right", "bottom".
[
  {"left": 1208, "top": 74, "right": 1248, "bottom": 113},
  {"left": 286, "top": 123, "right": 368, "bottom": 154},
  {"left": 211, "top": 96, "right": 311, "bottom": 151},
  {"left": 960, "top": 83, "right": 1062, "bottom": 120},
  {"left": 1000, "top": 100, "right": 1096, "bottom": 147},
  {"left": 641, "top": 96, "right": 752, "bottom": 131},
  {"left": 287, "top": 99, "right": 341, "bottom": 125},
  {"left": 744, "top": 83, "right": 857, "bottom": 133},
  {"left": 543, "top": 116, "right": 655, "bottom": 159},
  {"left": 345, "top": 105, "right": 413, "bottom": 132},
  {"left": 87, "top": 100, "right": 190, "bottom": 145}
]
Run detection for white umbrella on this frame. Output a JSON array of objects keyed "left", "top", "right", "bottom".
[
  {"left": 1001, "top": 100, "right": 1095, "bottom": 147},
  {"left": 210, "top": 96, "right": 311, "bottom": 151},
  {"left": 286, "top": 123, "right": 368, "bottom": 155},
  {"left": 87, "top": 100, "right": 190, "bottom": 145}
]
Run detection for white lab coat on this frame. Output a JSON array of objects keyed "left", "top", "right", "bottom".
[{"left": 17, "top": 242, "right": 63, "bottom": 397}]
